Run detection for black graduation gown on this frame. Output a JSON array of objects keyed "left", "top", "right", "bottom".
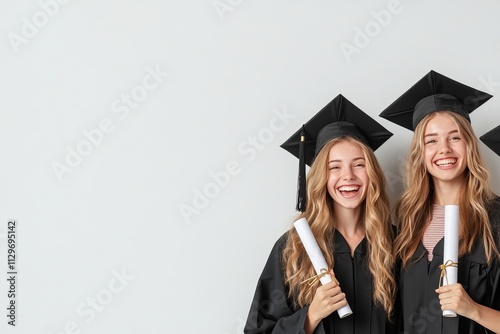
[
  {"left": 399, "top": 198, "right": 500, "bottom": 334},
  {"left": 244, "top": 230, "right": 397, "bottom": 334}
]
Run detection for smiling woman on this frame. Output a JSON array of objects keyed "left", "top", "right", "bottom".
[
  {"left": 326, "top": 141, "right": 369, "bottom": 211},
  {"left": 244, "top": 94, "right": 399, "bottom": 334},
  {"left": 380, "top": 70, "right": 500, "bottom": 334},
  {"left": 423, "top": 113, "right": 468, "bottom": 188}
]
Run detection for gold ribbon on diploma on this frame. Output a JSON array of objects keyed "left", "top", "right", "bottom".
[
  {"left": 300, "top": 268, "right": 340, "bottom": 286},
  {"left": 439, "top": 259, "right": 458, "bottom": 288}
]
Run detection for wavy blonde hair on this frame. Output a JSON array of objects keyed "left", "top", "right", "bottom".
[
  {"left": 394, "top": 111, "right": 499, "bottom": 267},
  {"left": 282, "top": 136, "right": 396, "bottom": 318}
]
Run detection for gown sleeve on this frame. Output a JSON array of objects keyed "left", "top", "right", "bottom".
[{"left": 244, "top": 233, "right": 326, "bottom": 334}]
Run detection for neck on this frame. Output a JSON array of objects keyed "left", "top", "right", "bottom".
[
  {"left": 432, "top": 177, "right": 464, "bottom": 205},
  {"left": 333, "top": 205, "right": 364, "bottom": 237},
  {"left": 333, "top": 205, "right": 365, "bottom": 257}
]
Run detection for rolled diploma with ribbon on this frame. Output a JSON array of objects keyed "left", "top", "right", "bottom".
[
  {"left": 293, "top": 218, "right": 353, "bottom": 318},
  {"left": 442, "top": 205, "right": 459, "bottom": 317}
]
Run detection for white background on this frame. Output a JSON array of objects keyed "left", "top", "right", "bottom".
[{"left": 1, "top": 1, "right": 500, "bottom": 333}]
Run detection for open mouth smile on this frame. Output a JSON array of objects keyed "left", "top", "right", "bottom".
[
  {"left": 338, "top": 185, "right": 360, "bottom": 192},
  {"left": 337, "top": 186, "right": 361, "bottom": 199},
  {"left": 434, "top": 158, "right": 457, "bottom": 167}
]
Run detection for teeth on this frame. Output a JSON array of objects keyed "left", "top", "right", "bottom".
[
  {"left": 339, "top": 186, "right": 359, "bottom": 192},
  {"left": 436, "top": 158, "right": 457, "bottom": 166}
]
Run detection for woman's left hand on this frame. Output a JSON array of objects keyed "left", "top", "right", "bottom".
[{"left": 435, "top": 283, "right": 478, "bottom": 319}]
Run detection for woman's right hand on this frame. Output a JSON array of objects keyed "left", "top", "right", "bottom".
[{"left": 304, "top": 271, "right": 347, "bottom": 333}]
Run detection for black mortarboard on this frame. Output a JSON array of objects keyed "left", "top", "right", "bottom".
[
  {"left": 281, "top": 94, "right": 392, "bottom": 212},
  {"left": 379, "top": 70, "right": 493, "bottom": 131},
  {"left": 480, "top": 125, "right": 500, "bottom": 157}
]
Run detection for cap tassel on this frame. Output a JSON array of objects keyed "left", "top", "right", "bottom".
[{"left": 296, "top": 126, "right": 306, "bottom": 212}]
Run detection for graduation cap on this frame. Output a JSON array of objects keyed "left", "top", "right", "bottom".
[
  {"left": 281, "top": 94, "right": 393, "bottom": 212},
  {"left": 480, "top": 125, "right": 500, "bottom": 157},
  {"left": 379, "top": 70, "right": 493, "bottom": 131}
]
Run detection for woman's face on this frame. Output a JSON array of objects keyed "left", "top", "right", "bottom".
[
  {"left": 423, "top": 113, "right": 467, "bottom": 185},
  {"left": 326, "top": 141, "right": 368, "bottom": 211}
]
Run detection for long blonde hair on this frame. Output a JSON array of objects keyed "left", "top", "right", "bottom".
[
  {"left": 282, "top": 137, "right": 396, "bottom": 317},
  {"left": 394, "top": 111, "right": 499, "bottom": 267}
]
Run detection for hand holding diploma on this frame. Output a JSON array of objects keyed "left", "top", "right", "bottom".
[
  {"left": 434, "top": 204, "right": 500, "bottom": 334},
  {"left": 294, "top": 218, "right": 353, "bottom": 319},
  {"left": 306, "top": 269, "right": 348, "bottom": 329},
  {"left": 436, "top": 283, "right": 476, "bottom": 318}
]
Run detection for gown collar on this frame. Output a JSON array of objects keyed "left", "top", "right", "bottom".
[
  {"left": 334, "top": 229, "right": 367, "bottom": 255},
  {"left": 412, "top": 238, "right": 488, "bottom": 264}
]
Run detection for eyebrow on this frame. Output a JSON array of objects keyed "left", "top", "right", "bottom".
[
  {"left": 328, "top": 157, "right": 365, "bottom": 164},
  {"left": 424, "top": 129, "right": 459, "bottom": 137}
]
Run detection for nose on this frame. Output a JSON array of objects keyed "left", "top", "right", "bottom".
[
  {"left": 439, "top": 141, "right": 452, "bottom": 154},
  {"left": 342, "top": 167, "right": 355, "bottom": 181}
]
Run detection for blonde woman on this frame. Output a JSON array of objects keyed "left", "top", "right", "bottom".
[
  {"left": 244, "top": 95, "right": 398, "bottom": 334},
  {"left": 380, "top": 70, "right": 500, "bottom": 334}
]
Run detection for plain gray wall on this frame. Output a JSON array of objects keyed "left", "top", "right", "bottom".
[{"left": 1, "top": 1, "right": 500, "bottom": 333}]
